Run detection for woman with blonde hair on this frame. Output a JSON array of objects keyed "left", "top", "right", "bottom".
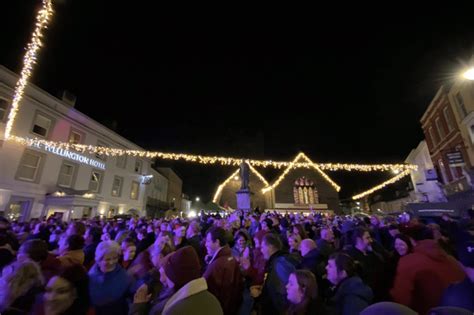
[{"left": 0, "top": 260, "right": 44, "bottom": 314}]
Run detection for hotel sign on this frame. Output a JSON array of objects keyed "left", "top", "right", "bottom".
[{"left": 32, "top": 143, "right": 106, "bottom": 170}]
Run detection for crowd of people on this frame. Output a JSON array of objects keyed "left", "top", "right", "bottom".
[{"left": 0, "top": 208, "right": 473, "bottom": 315}]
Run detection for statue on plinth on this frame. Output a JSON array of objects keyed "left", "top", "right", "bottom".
[{"left": 240, "top": 161, "right": 250, "bottom": 190}]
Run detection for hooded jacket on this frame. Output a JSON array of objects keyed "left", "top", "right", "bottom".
[{"left": 390, "top": 239, "right": 465, "bottom": 315}]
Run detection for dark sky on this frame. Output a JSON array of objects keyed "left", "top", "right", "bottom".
[{"left": 2, "top": 1, "right": 474, "bottom": 201}]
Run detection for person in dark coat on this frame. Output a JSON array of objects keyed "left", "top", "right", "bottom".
[
  {"left": 83, "top": 227, "right": 101, "bottom": 270},
  {"left": 325, "top": 252, "right": 373, "bottom": 315},
  {"left": 203, "top": 227, "right": 243, "bottom": 315},
  {"left": 317, "top": 226, "right": 336, "bottom": 261},
  {"left": 251, "top": 233, "right": 297, "bottom": 315},
  {"left": 0, "top": 234, "right": 14, "bottom": 272},
  {"left": 440, "top": 241, "right": 474, "bottom": 312}
]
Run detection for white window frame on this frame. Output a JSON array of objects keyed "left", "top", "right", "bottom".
[
  {"left": 134, "top": 159, "right": 142, "bottom": 173},
  {"left": 438, "top": 159, "right": 448, "bottom": 184},
  {"left": 89, "top": 169, "right": 104, "bottom": 193},
  {"left": 130, "top": 181, "right": 139, "bottom": 200},
  {"left": 429, "top": 127, "right": 438, "bottom": 147},
  {"left": 15, "top": 149, "right": 46, "bottom": 183},
  {"left": 68, "top": 128, "right": 85, "bottom": 145},
  {"left": 57, "top": 160, "right": 78, "bottom": 188},
  {"left": 435, "top": 117, "right": 445, "bottom": 140},
  {"left": 111, "top": 176, "right": 124, "bottom": 197},
  {"left": 443, "top": 107, "right": 454, "bottom": 133},
  {"left": 31, "top": 111, "right": 55, "bottom": 139},
  {"left": 455, "top": 92, "right": 468, "bottom": 119}
]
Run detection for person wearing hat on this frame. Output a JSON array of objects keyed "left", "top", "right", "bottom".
[
  {"left": 439, "top": 241, "right": 474, "bottom": 312},
  {"left": 133, "top": 246, "right": 222, "bottom": 315}
]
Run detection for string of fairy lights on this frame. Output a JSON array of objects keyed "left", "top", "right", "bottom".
[{"left": 4, "top": 0, "right": 417, "bottom": 201}]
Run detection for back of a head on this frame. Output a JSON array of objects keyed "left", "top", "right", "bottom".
[
  {"left": 329, "top": 252, "right": 357, "bottom": 277},
  {"left": 361, "top": 302, "right": 417, "bottom": 315},
  {"left": 429, "top": 306, "right": 473, "bottom": 315},
  {"left": 20, "top": 239, "right": 48, "bottom": 262},
  {"left": 67, "top": 234, "right": 85, "bottom": 251},
  {"left": 163, "top": 246, "right": 201, "bottom": 290},
  {"left": 262, "top": 233, "right": 282, "bottom": 251}
]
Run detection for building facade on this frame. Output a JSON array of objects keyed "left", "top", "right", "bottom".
[
  {"left": 156, "top": 167, "right": 183, "bottom": 210},
  {"left": 0, "top": 65, "right": 160, "bottom": 221},
  {"left": 405, "top": 140, "right": 447, "bottom": 202},
  {"left": 421, "top": 85, "right": 472, "bottom": 196}
]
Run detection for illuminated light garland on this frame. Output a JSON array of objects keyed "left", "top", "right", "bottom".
[
  {"left": 5, "top": 0, "right": 53, "bottom": 139},
  {"left": 262, "top": 153, "right": 341, "bottom": 193},
  {"left": 351, "top": 170, "right": 411, "bottom": 200},
  {"left": 213, "top": 164, "right": 270, "bottom": 203},
  {"left": 213, "top": 169, "right": 240, "bottom": 203},
  {"left": 8, "top": 136, "right": 418, "bottom": 172}
]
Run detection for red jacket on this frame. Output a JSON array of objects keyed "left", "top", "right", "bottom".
[
  {"left": 203, "top": 245, "right": 244, "bottom": 315},
  {"left": 390, "top": 239, "right": 465, "bottom": 315}
]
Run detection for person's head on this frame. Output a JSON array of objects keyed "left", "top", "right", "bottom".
[
  {"left": 326, "top": 252, "right": 356, "bottom": 285},
  {"left": 150, "top": 243, "right": 174, "bottom": 269},
  {"left": 17, "top": 239, "right": 48, "bottom": 263},
  {"left": 0, "top": 260, "right": 44, "bottom": 310},
  {"left": 388, "top": 224, "right": 400, "bottom": 237},
  {"left": 261, "top": 233, "right": 282, "bottom": 260},
  {"left": 95, "top": 241, "right": 121, "bottom": 273},
  {"left": 292, "top": 224, "right": 307, "bottom": 239},
  {"left": 186, "top": 221, "right": 200, "bottom": 239},
  {"left": 286, "top": 270, "right": 318, "bottom": 306},
  {"left": 394, "top": 234, "right": 413, "bottom": 257},
  {"left": 370, "top": 215, "right": 380, "bottom": 227},
  {"left": 288, "top": 234, "right": 302, "bottom": 251},
  {"left": 261, "top": 219, "right": 273, "bottom": 231},
  {"left": 84, "top": 227, "right": 101, "bottom": 245},
  {"left": 121, "top": 238, "right": 137, "bottom": 261},
  {"left": 61, "top": 234, "right": 85, "bottom": 255},
  {"left": 205, "top": 227, "right": 227, "bottom": 257},
  {"left": 300, "top": 239, "right": 317, "bottom": 257},
  {"left": 66, "top": 221, "right": 85, "bottom": 237},
  {"left": 457, "top": 241, "right": 474, "bottom": 282},
  {"left": 43, "top": 264, "right": 89, "bottom": 315},
  {"left": 174, "top": 225, "right": 186, "bottom": 238},
  {"left": 162, "top": 246, "right": 201, "bottom": 290},
  {"left": 352, "top": 227, "right": 372, "bottom": 252},
  {"left": 320, "top": 227, "right": 335, "bottom": 242},
  {"left": 234, "top": 231, "right": 249, "bottom": 250}
]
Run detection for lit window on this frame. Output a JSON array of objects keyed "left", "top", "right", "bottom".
[
  {"left": 111, "top": 176, "right": 123, "bottom": 197},
  {"left": 68, "top": 130, "right": 83, "bottom": 144},
  {"left": 130, "top": 181, "right": 139, "bottom": 200}
]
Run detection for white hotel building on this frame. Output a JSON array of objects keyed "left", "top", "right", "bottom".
[{"left": 0, "top": 65, "right": 164, "bottom": 221}]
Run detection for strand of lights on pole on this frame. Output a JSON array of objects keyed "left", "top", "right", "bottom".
[
  {"left": 351, "top": 170, "right": 412, "bottom": 200},
  {"left": 4, "top": 0, "right": 53, "bottom": 140},
  {"left": 8, "top": 136, "right": 417, "bottom": 172}
]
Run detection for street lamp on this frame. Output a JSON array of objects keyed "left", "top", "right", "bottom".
[
  {"left": 462, "top": 68, "right": 474, "bottom": 81},
  {"left": 195, "top": 197, "right": 200, "bottom": 202}
]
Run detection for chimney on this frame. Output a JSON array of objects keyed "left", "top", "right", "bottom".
[{"left": 61, "top": 90, "right": 76, "bottom": 107}]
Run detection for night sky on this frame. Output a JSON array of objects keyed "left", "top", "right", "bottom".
[{"left": 2, "top": 1, "right": 474, "bottom": 201}]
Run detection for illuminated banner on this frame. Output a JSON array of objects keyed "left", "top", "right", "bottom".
[{"left": 32, "top": 143, "right": 106, "bottom": 170}]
